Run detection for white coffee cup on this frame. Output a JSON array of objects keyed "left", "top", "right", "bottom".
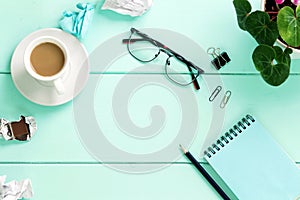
[{"left": 24, "top": 36, "right": 69, "bottom": 95}]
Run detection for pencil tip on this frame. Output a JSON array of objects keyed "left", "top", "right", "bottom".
[{"left": 179, "top": 144, "right": 187, "bottom": 154}]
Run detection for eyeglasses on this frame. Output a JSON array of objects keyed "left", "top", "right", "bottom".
[{"left": 122, "top": 28, "right": 205, "bottom": 90}]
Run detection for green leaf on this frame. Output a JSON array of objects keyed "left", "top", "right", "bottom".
[
  {"left": 277, "top": 5, "right": 300, "bottom": 47},
  {"left": 233, "top": 0, "right": 252, "bottom": 31},
  {"left": 273, "top": 46, "right": 292, "bottom": 66},
  {"left": 261, "top": 63, "right": 290, "bottom": 86},
  {"left": 252, "top": 45, "right": 290, "bottom": 86},
  {"left": 245, "top": 11, "right": 279, "bottom": 46},
  {"left": 252, "top": 44, "right": 275, "bottom": 71}
]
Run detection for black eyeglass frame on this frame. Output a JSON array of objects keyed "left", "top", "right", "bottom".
[{"left": 124, "top": 28, "right": 205, "bottom": 89}]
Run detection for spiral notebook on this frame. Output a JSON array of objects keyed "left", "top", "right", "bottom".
[{"left": 204, "top": 114, "right": 300, "bottom": 200}]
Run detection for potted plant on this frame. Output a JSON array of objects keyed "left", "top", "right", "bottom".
[{"left": 233, "top": 0, "right": 300, "bottom": 86}]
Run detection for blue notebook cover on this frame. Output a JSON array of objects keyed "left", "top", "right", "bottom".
[{"left": 204, "top": 115, "right": 300, "bottom": 200}]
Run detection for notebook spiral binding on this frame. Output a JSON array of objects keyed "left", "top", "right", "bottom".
[{"left": 204, "top": 114, "right": 255, "bottom": 158}]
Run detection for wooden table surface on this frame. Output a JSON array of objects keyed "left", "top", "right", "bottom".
[{"left": 1, "top": 0, "right": 300, "bottom": 199}]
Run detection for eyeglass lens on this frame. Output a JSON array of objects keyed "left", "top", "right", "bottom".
[
  {"left": 128, "top": 31, "right": 160, "bottom": 62},
  {"left": 165, "top": 56, "right": 200, "bottom": 86}
]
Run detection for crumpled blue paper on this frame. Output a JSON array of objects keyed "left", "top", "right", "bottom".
[{"left": 59, "top": 3, "right": 95, "bottom": 39}]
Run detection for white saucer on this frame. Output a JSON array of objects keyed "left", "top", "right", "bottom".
[{"left": 11, "top": 28, "right": 89, "bottom": 106}]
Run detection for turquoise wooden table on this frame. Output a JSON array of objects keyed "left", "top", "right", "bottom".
[{"left": 1, "top": 0, "right": 300, "bottom": 199}]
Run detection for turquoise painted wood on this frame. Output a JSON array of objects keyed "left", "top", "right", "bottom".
[
  {"left": 0, "top": 0, "right": 299, "bottom": 199},
  {"left": 0, "top": 164, "right": 237, "bottom": 200}
]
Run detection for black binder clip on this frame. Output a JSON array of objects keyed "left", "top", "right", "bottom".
[{"left": 207, "top": 47, "right": 231, "bottom": 70}]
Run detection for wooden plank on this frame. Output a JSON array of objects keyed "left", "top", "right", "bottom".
[
  {"left": 0, "top": 163, "right": 298, "bottom": 199},
  {"left": 2, "top": 0, "right": 289, "bottom": 74},
  {"left": 0, "top": 163, "right": 239, "bottom": 200},
  {"left": 0, "top": 74, "right": 299, "bottom": 163}
]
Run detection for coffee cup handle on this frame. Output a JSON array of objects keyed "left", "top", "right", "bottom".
[{"left": 54, "top": 79, "right": 65, "bottom": 95}]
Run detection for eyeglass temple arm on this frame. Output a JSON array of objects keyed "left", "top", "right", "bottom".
[
  {"left": 187, "top": 66, "right": 200, "bottom": 90},
  {"left": 122, "top": 38, "right": 153, "bottom": 44}
]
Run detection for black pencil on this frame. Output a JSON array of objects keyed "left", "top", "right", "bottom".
[{"left": 180, "top": 144, "right": 230, "bottom": 200}]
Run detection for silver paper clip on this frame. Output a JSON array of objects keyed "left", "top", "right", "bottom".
[
  {"left": 220, "top": 90, "right": 232, "bottom": 108},
  {"left": 209, "top": 86, "right": 222, "bottom": 102}
]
